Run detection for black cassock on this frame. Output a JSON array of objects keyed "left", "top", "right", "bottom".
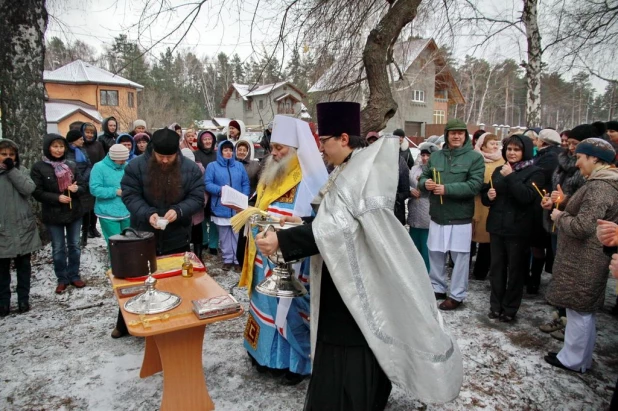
[{"left": 277, "top": 219, "right": 392, "bottom": 411}]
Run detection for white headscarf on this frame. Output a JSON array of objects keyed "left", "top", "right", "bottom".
[{"left": 271, "top": 115, "right": 328, "bottom": 199}]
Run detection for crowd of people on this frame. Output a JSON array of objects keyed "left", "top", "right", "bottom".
[{"left": 2, "top": 107, "right": 618, "bottom": 408}]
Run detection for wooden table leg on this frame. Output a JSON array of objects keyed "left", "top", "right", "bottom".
[
  {"left": 140, "top": 336, "right": 162, "bottom": 378},
  {"left": 154, "top": 325, "right": 214, "bottom": 411}
]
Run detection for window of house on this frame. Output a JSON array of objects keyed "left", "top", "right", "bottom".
[
  {"left": 128, "top": 92, "right": 135, "bottom": 108},
  {"left": 247, "top": 99, "right": 252, "bottom": 111},
  {"left": 259, "top": 99, "right": 264, "bottom": 110},
  {"left": 433, "top": 110, "right": 446, "bottom": 124},
  {"left": 412, "top": 90, "right": 425, "bottom": 103},
  {"left": 100, "top": 90, "right": 119, "bottom": 106}
]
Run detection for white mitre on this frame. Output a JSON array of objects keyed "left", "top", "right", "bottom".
[{"left": 271, "top": 115, "right": 328, "bottom": 199}]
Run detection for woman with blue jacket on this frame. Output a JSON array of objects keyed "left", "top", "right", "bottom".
[
  {"left": 89, "top": 144, "right": 131, "bottom": 251},
  {"left": 205, "top": 140, "right": 250, "bottom": 270}
]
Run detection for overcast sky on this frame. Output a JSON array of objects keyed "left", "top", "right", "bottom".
[{"left": 47, "top": 0, "right": 609, "bottom": 93}]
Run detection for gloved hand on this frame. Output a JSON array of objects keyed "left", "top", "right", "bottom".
[{"left": 3, "top": 157, "right": 15, "bottom": 171}]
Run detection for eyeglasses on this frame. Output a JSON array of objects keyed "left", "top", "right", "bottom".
[{"left": 319, "top": 135, "right": 336, "bottom": 144}]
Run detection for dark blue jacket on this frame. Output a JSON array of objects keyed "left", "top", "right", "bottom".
[{"left": 205, "top": 141, "right": 250, "bottom": 218}]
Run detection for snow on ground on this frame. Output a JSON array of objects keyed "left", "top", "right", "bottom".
[{"left": 2, "top": 234, "right": 618, "bottom": 410}]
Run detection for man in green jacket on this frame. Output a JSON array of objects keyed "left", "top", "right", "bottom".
[{"left": 419, "top": 119, "right": 485, "bottom": 310}]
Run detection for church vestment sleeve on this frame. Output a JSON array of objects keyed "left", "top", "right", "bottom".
[{"left": 277, "top": 222, "right": 320, "bottom": 262}]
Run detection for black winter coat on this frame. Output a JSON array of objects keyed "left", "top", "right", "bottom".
[
  {"left": 533, "top": 145, "right": 562, "bottom": 193},
  {"left": 98, "top": 117, "right": 119, "bottom": 154},
  {"left": 481, "top": 134, "right": 545, "bottom": 238},
  {"left": 120, "top": 145, "right": 205, "bottom": 255},
  {"left": 195, "top": 131, "right": 218, "bottom": 218},
  {"left": 81, "top": 123, "right": 106, "bottom": 164},
  {"left": 31, "top": 135, "right": 85, "bottom": 224}
]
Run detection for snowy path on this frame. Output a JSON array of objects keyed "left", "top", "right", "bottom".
[{"left": 1, "top": 236, "right": 617, "bottom": 410}]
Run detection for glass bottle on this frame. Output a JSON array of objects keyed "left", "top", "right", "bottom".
[{"left": 181, "top": 252, "right": 193, "bottom": 278}]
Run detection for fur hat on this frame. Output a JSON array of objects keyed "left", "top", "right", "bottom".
[
  {"left": 419, "top": 142, "right": 439, "bottom": 155},
  {"left": 109, "top": 144, "right": 130, "bottom": 161},
  {"left": 151, "top": 128, "right": 180, "bottom": 155},
  {"left": 537, "top": 129, "right": 561, "bottom": 146},
  {"left": 606, "top": 121, "right": 618, "bottom": 132},
  {"left": 591, "top": 121, "right": 607, "bottom": 136},
  {"left": 133, "top": 119, "right": 147, "bottom": 129},
  {"left": 575, "top": 137, "right": 616, "bottom": 163},
  {"left": 66, "top": 129, "right": 83, "bottom": 143},
  {"left": 393, "top": 129, "right": 405, "bottom": 137},
  {"left": 570, "top": 124, "right": 597, "bottom": 142}
]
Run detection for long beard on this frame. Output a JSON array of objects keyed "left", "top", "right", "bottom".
[
  {"left": 147, "top": 154, "right": 182, "bottom": 205},
  {"left": 259, "top": 150, "right": 296, "bottom": 186}
]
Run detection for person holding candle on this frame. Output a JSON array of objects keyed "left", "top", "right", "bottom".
[
  {"left": 31, "top": 134, "right": 86, "bottom": 294},
  {"left": 419, "top": 119, "right": 485, "bottom": 310},
  {"left": 538, "top": 125, "right": 590, "bottom": 338},
  {"left": 544, "top": 137, "right": 618, "bottom": 373},
  {"left": 472, "top": 133, "right": 505, "bottom": 280},
  {"left": 481, "top": 134, "right": 544, "bottom": 322},
  {"left": 529, "top": 129, "right": 563, "bottom": 294}
]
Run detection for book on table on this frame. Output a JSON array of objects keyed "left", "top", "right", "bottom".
[
  {"left": 221, "top": 185, "right": 248, "bottom": 211},
  {"left": 192, "top": 294, "right": 242, "bottom": 319}
]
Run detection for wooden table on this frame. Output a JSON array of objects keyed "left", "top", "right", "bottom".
[{"left": 108, "top": 270, "right": 243, "bottom": 410}]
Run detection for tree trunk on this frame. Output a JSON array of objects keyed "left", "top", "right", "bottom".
[
  {"left": 360, "top": 0, "right": 422, "bottom": 135},
  {"left": 523, "top": 0, "right": 542, "bottom": 128},
  {"left": 476, "top": 65, "right": 495, "bottom": 125},
  {"left": 0, "top": 0, "right": 48, "bottom": 169}
]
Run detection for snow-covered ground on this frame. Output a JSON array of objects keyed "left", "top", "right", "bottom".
[{"left": 2, "top": 235, "right": 617, "bottom": 410}]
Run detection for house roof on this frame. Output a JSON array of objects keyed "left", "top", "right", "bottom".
[
  {"left": 45, "top": 100, "right": 103, "bottom": 123},
  {"left": 212, "top": 117, "right": 232, "bottom": 127},
  {"left": 44, "top": 60, "right": 144, "bottom": 89},
  {"left": 308, "top": 38, "right": 464, "bottom": 105},
  {"left": 274, "top": 93, "right": 301, "bottom": 103},
  {"left": 220, "top": 81, "right": 305, "bottom": 109},
  {"left": 195, "top": 119, "right": 219, "bottom": 129}
]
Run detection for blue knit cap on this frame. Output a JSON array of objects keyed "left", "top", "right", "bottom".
[{"left": 575, "top": 138, "right": 616, "bottom": 164}]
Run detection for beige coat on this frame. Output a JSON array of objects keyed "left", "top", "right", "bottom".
[
  {"left": 472, "top": 157, "right": 505, "bottom": 243},
  {"left": 546, "top": 168, "right": 618, "bottom": 313}
]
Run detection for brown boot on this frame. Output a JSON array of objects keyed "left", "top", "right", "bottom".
[{"left": 438, "top": 298, "right": 462, "bottom": 311}]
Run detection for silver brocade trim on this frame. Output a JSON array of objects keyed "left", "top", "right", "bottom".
[{"left": 333, "top": 175, "right": 456, "bottom": 364}]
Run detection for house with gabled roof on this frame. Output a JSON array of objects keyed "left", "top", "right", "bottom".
[
  {"left": 308, "top": 38, "right": 464, "bottom": 137},
  {"left": 221, "top": 81, "right": 306, "bottom": 128},
  {"left": 43, "top": 59, "right": 144, "bottom": 135}
]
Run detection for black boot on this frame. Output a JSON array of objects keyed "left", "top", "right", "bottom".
[
  {"left": 80, "top": 234, "right": 88, "bottom": 248},
  {"left": 88, "top": 227, "right": 101, "bottom": 238}
]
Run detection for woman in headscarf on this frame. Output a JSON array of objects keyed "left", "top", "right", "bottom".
[
  {"left": 471, "top": 133, "right": 505, "bottom": 280},
  {"left": 180, "top": 128, "right": 198, "bottom": 151},
  {"left": 544, "top": 138, "right": 618, "bottom": 373},
  {"left": 31, "top": 134, "right": 87, "bottom": 294},
  {"left": 481, "top": 134, "right": 544, "bottom": 322},
  {"left": 133, "top": 132, "right": 150, "bottom": 156}
]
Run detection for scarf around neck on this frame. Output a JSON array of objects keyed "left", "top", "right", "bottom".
[
  {"left": 42, "top": 156, "right": 74, "bottom": 192},
  {"left": 510, "top": 159, "right": 535, "bottom": 171},
  {"left": 477, "top": 148, "right": 503, "bottom": 163}
]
